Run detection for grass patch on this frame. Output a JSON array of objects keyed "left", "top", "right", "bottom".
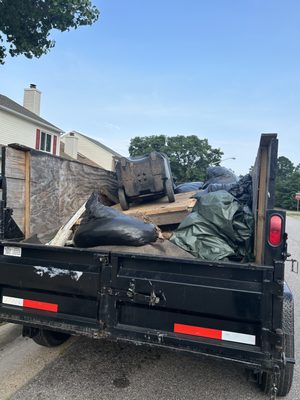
[{"left": 286, "top": 211, "right": 300, "bottom": 218}]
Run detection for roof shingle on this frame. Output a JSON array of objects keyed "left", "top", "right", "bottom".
[{"left": 0, "top": 94, "right": 62, "bottom": 132}]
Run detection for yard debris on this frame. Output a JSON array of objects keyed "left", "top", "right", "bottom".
[{"left": 73, "top": 193, "right": 158, "bottom": 247}]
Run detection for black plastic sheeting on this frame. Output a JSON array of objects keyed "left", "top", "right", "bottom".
[
  {"left": 174, "top": 182, "right": 204, "bottom": 194},
  {"left": 0, "top": 202, "right": 24, "bottom": 241},
  {"left": 202, "top": 166, "right": 238, "bottom": 189},
  {"left": 228, "top": 174, "right": 252, "bottom": 208},
  {"left": 170, "top": 190, "right": 254, "bottom": 262},
  {"left": 73, "top": 193, "right": 158, "bottom": 248},
  {"left": 195, "top": 174, "right": 253, "bottom": 208}
]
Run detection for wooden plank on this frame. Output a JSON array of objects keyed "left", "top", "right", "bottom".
[
  {"left": 24, "top": 151, "right": 31, "bottom": 238},
  {"left": 137, "top": 210, "right": 189, "bottom": 226},
  {"left": 252, "top": 134, "right": 278, "bottom": 264},
  {"left": 48, "top": 201, "right": 86, "bottom": 246},
  {"left": 255, "top": 145, "right": 268, "bottom": 264},
  {"left": 5, "top": 147, "right": 26, "bottom": 179},
  {"left": 113, "top": 191, "right": 197, "bottom": 223}
]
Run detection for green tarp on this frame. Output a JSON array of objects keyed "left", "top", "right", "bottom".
[{"left": 170, "top": 190, "right": 253, "bottom": 261}]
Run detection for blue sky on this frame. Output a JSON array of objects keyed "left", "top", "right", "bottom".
[{"left": 1, "top": 0, "right": 300, "bottom": 174}]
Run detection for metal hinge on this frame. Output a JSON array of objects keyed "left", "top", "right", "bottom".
[
  {"left": 98, "top": 254, "right": 109, "bottom": 266},
  {"left": 264, "top": 279, "right": 284, "bottom": 297},
  {"left": 262, "top": 328, "right": 284, "bottom": 352}
]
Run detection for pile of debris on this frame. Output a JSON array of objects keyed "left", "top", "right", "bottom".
[{"left": 47, "top": 153, "right": 254, "bottom": 263}]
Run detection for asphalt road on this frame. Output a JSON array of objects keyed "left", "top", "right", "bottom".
[{"left": 1, "top": 216, "right": 299, "bottom": 400}]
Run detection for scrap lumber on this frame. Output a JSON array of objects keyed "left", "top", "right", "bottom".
[
  {"left": 252, "top": 134, "right": 278, "bottom": 264},
  {"left": 47, "top": 201, "right": 86, "bottom": 246},
  {"left": 113, "top": 191, "right": 198, "bottom": 226}
]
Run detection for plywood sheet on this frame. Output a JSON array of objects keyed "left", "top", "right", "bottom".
[
  {"left": 58, "top": 159, "right": 117, "bottom": 225},
  {"left": 113, "top": 191, "right": 197, "bottom": 225},
  {"left": 29, "top": 150, "right": 117, "bottom": 237},
  {"left": 30, "top": 152, "right": 61, "bottom": 237},
  {"left": 3, "top": 145, "right": 118, "bottom": 238}
]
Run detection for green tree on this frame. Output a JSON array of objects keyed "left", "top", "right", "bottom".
[
  {"left": 129, "top": 135, "right": 223, "bottom": 182},
  {"left": 0, "top": 0, "right": 99, "bottom": 64},
  {"left": 275, "top": 156, "right": 300, "bottom": 210},
  {"left": 277, "top": 156, "right": 294, "bottom": 179}
]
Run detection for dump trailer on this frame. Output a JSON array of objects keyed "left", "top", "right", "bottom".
[{"left": 0, "top": 134, "right": 295, "bottom": 398}]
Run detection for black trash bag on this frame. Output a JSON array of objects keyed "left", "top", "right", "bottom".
[
  {"left": 193, "top": 174, "right": 253, "bottom": 208},
  {"left": 170, "top": 190, "right": 254, "bottom": 262},
  {"left": 202, "top": 166, "right": 238, "bottom": 189},
  {"left": 228, "top": 174, "right": 252, "bottom": 208},
  {"left": 193, "top": 183, "right": 233, "bottom": 200},
  {"left": 73, "top": 193, "right": 158, "bottom": 248},
  {"left": 174, "top": 182, "right": 204, "bottom": 194}
]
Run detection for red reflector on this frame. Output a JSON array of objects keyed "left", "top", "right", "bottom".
[
  {"left": 23, "top": 299, "right": 58, "bottom": 312},
  {"left": 269, "top": 215, "right": 283, "bottom": 246},
  {"left": 174, "top": 323, "right": 222, "bottom": 340}
]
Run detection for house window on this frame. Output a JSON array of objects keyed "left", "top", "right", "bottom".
[
  {"left": 40, "top": 131, "right": 52, "bottom": 153},
  {"left": 35, "top": 129, "right": 58, "bottom": 155}
]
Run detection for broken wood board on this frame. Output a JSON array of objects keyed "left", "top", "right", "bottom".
[
  {"left": 48, "top": 201, "right": 87, "bottom": 246},
  {"left": 113, "top": 191, "right": 198, "bottom": 226}
]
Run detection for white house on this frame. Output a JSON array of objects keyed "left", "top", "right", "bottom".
[
  {"left": 61, "top": 131, "right": 122, "bottom": 171},
  {"left": 0, "top": 84, "right": 62, "bottom": 155}
]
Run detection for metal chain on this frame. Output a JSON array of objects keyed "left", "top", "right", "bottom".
[{"left": 269, "top": 370, "right": 279, "bottom": 400}]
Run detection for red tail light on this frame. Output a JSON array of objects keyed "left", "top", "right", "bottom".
[{"left": 268, "top": 215, "right": 283, "bottom": 246}]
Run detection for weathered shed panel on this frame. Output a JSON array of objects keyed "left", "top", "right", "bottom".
[{"left": 3, "top": 145, "right": 117, "bottom": 237}]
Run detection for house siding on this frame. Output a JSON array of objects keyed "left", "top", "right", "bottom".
[
  {"left": 65, "top": 133, "right": 117, "bottom": 171},
  {"left": 0, "top": 109, "right": 60, "bottom": 155}
]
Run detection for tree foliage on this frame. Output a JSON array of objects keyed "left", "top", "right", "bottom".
[
  {"left": 275, "top": 156, "right": 300, "bottom": 210},
  {"left": 0, "top": 0, "right": 99, "bottom": 64},
  {"left": 129, "top": 135, "right": 223, "bottom": 182}
]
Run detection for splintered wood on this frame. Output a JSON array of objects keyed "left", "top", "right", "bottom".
[
  {"left": 113, "top": 191, "right": 198, "bottom": 226},
  {"left": 47, "top": 201, "right": 87, "bottom": 247}
]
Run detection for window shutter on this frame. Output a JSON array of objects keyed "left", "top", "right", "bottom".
[
  {"left": 53, "top": 135, "right": 57, "bottom": 155},
  {"left": 35, "top": 129, "right": 40, "bottom": 149}
]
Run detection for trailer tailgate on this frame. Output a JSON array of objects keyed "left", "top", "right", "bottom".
[
  {"left": 99, "top": 251, "right": 279, "bottom": 365},
  {"left": 0, "top": 242, "right": 105, "bottom": 335}
]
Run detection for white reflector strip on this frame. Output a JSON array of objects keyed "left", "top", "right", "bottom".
[
  {"left": 222, "top": 330, "right": 256, "bottom": 345},
  {"left": 2, "top": 295, "right": 58, "bottom": 312},
  {"left": 174, "top": 323, "right": 256, "bottom": 346},
  {"left": 2, "top": 296, "right": 23, "bottom": 307}
]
